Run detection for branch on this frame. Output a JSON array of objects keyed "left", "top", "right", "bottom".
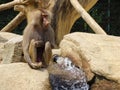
[
  {"left": 0, "top": 1, "right": 20, "bottom": 11},
  {"left": 1, "top": 12, "right": 25, "bottom": 32},
  {"left": 70, "top": 0, "right": 107, "bottom": 35},
  {"left": 14, "top": 5, "right": 26, "bottom": 12},
  {"left": 0, "top": 0, "right": 30, "bottom": 11}
]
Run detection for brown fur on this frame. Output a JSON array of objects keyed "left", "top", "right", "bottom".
[{"left": 21, "top": 0, "right": 56, "bottom": 69}]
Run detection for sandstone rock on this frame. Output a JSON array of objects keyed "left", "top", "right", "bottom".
[
  {"left": 0, "top": 63, "right": 51, "bottom": 90},
  {"left": 59, "top": 33, "right": 94, "bottom": 81},
  {"left": 59, "top": 32, "right": 120, "bottom": 83},
  {"left": 0, "top": 32, "right": 22, "bottom": 62},
  {"left": 52, "top": 49, "right": 61, "bottom": 55},
  {"left": 0, "top": 32, "right": 23, "bottom": 64},
  {"left": 0, "top": 32, "right": 21, "bottom": 49}
]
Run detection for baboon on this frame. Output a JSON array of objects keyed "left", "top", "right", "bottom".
[{"left": 22, "top": 0, "right": 56, "bottom": 69}]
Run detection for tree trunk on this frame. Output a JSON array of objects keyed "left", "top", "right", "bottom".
[{"left": 51, "top": 0, "right": 98, "bottom": 45}]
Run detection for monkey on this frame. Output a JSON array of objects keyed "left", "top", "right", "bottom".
[
  {"left": 21, "top": 0, "right": 56, "bottom": 69},
  {"left": 23, "top": 9, "right": 56, "bottom": 69},
  {"left": 13, "top": 0, "right": 56, "bottom": 69}
]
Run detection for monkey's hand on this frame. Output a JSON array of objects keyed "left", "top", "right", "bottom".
[
  {"left": 29, "top": 62, "right": 42, "bottom": 69},
  {"left": 35, "top": 41, "right": 44, "bottom": 47}
]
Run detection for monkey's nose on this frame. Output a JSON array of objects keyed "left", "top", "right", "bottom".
[
  {"left": 43, "top": 18, "right": 50, "bottom": 27},
  {"left": 45, "top": 21, "right": 50, "bottom": 27}
]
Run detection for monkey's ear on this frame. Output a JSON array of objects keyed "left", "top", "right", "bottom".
[{"left": 52, "top": 54, "right": 59, "bottom": 62}]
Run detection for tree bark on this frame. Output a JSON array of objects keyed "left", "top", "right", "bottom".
[
  {"left": 1, "top": 12, "right": 25, "bottom": 32},
  {"left": 51, "top": 0, "right": 98, "bottom": 45}
]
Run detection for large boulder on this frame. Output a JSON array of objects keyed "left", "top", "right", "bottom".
[
  {"left": 59, "top": 32, "right": 120, "bottom": 83},
  {"left": 0, "top": 32, "right": 22, "bottom": 62},
  {"left": 0, "top": 63, "right": 51, "bottom": 90},
  {"left": 0, "top": 32, "right": 23, "bottom": 63},
  {"left": 0, "top": 32, "right": 21, "bottom": 50}
]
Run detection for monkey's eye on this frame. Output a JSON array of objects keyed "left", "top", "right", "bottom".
[
  {"left": 43, "top": 15, "right": 48, "bottom": 18},
  {"left": 41, "top": 13, "right": 48, "bottom": 17},
  {"left": 52, "top": 54, "right": 59, "bottom": 63}
]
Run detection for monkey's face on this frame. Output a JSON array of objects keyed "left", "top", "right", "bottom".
[{"left": 40, "top": 12, "right": 50, "bottom": 29}]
